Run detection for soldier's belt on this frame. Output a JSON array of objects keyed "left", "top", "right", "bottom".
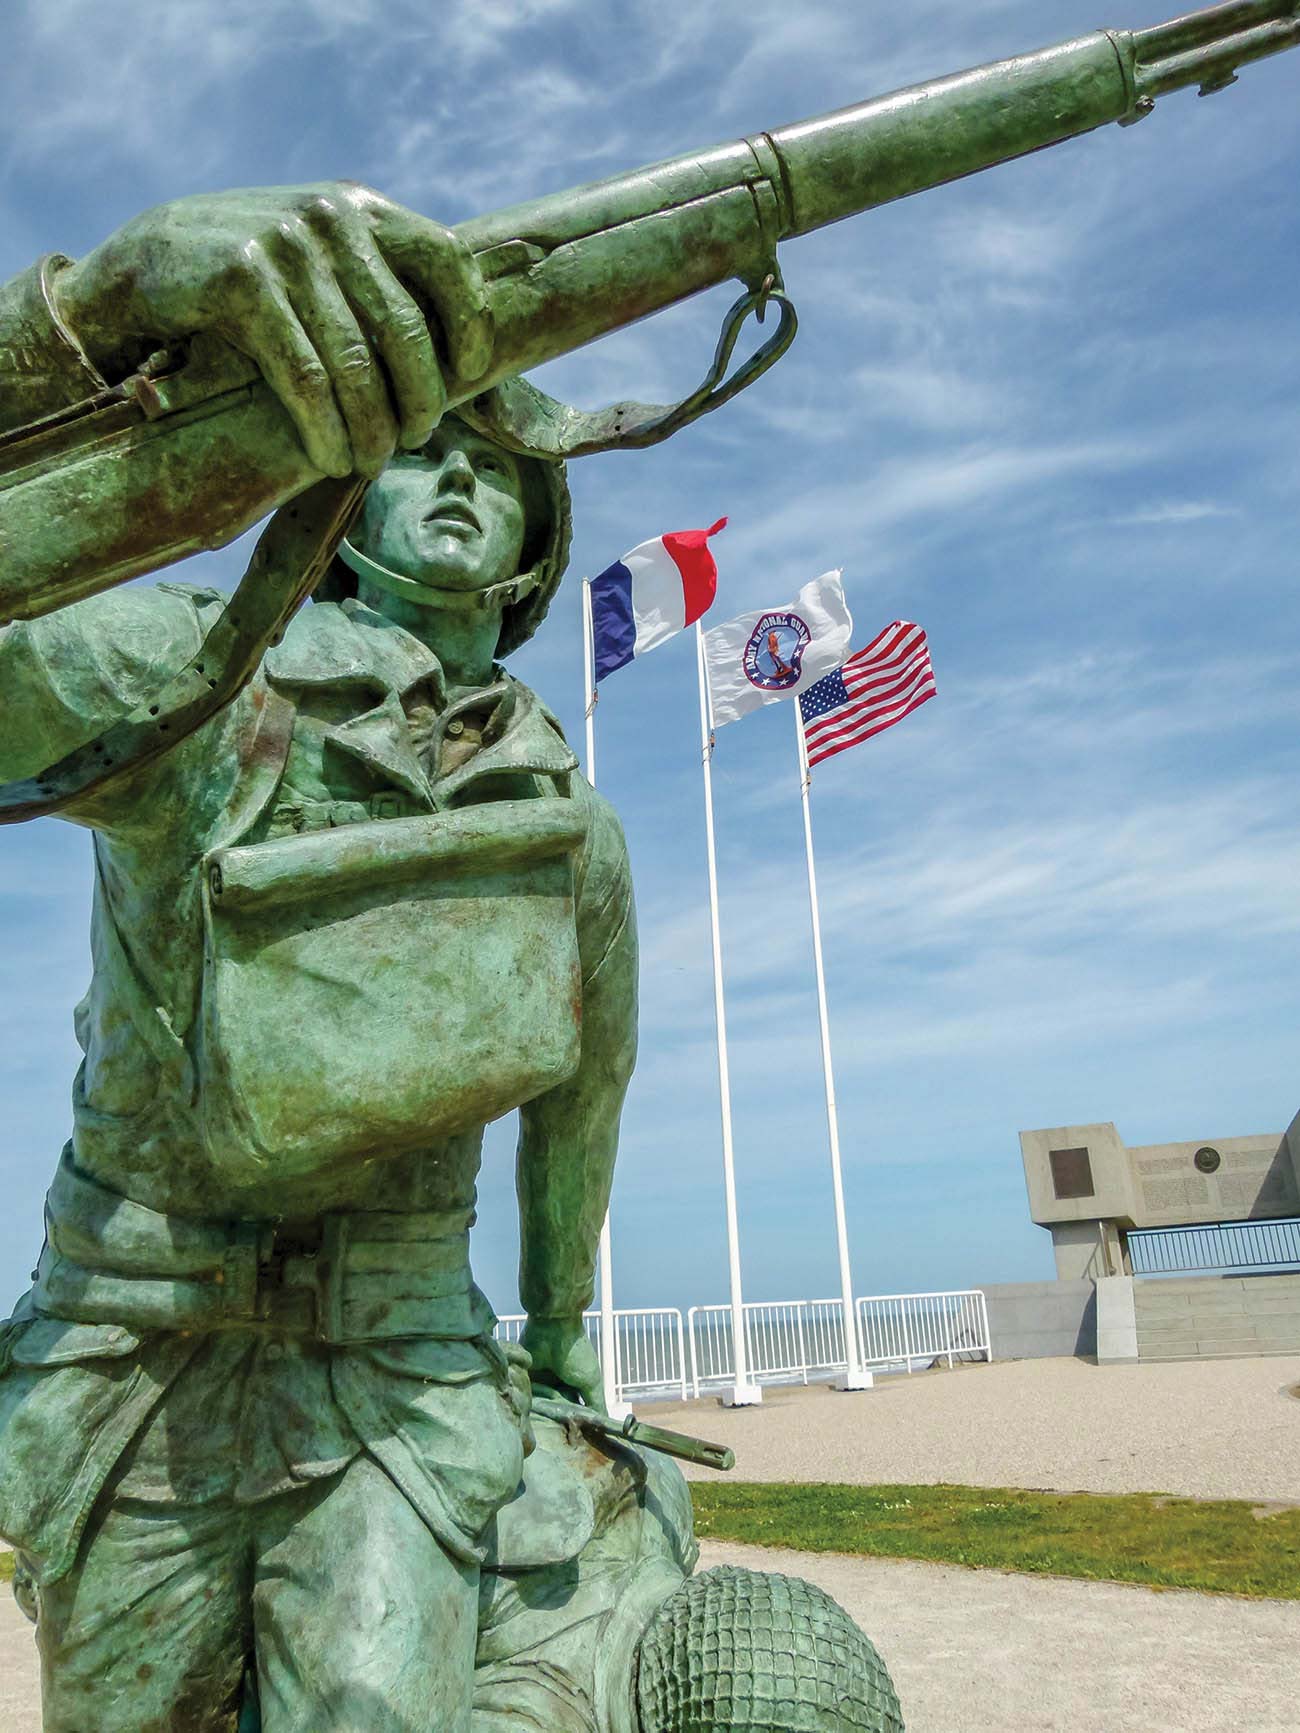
[{"left": 32, "top": 1156, "right": 481, "bottom": 1343}]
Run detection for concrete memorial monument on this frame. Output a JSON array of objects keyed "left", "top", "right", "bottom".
[
  {"left": 1021, "top": 1120, "right": 1300, "bottom": 1281},
  {"left": 1, "top": 6, "right": 1297, "bottom": 1728}
]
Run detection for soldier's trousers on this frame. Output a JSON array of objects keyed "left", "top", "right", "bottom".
[{"left": 36, "top": 1450, "right": 479, "bottom": 1733}]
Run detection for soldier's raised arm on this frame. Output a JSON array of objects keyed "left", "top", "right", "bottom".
[
  {"left": 2, "top": 182, "right": 492, "bottom": 480},
  {"left": 0, "top": 184, "right": 496, "bottom": 819},
  {"left": 515, "top": 782, "right": 639, "bottom": 1413},
  {"left": 0, "top": 585, "right": 223, "bottom": 827}
]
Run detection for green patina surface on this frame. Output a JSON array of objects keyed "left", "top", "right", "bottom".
[
  {"left": 0, "top": 4, "right": 1296, "bottom": 1727},
  {"left": 691, "top": 1483, "right": 1300, "bottom": 1600}
]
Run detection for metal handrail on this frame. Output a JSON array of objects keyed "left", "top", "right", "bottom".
[{"left": 1128, "top": 1217, "right": 1300, "bottom": 1275}]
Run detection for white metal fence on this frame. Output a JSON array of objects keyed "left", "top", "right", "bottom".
[
  {"left": 688, "top": 1298, "right": 850, "bottom": 1396},
  {"left": 686, "top": 1290, "right": 991, "bottom": 1397},
  {"left": 500, "top": 1289, "right": 992, "bottom": 1403},
  {"left": 856, "top": 1289, "right": 992, "bottom": 1375}
]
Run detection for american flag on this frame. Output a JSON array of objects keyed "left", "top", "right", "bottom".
[{"left": 798, "top": 620, "right": 935, "bottom": 768}]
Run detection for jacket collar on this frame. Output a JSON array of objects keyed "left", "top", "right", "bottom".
[
  {"left": 327, "top": 691, "right": 436, "bottom": 808},
  {"left": 259, "top": 598, "right": 577, "bottom": 811},
  {"left": 264, "top": 597, "right": 446, "bottom": 706},
  {"left": 433, "top": 683, "right": 578, "bottom": 810}
]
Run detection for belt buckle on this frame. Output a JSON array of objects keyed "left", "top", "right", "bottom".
[{"left": 254, "top": 1220, "right": 326, "bottom": 1333}]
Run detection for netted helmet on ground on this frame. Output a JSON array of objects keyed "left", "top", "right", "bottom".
[{"left": 634, "top": 1565, "right": 905, "bottom": 1733}]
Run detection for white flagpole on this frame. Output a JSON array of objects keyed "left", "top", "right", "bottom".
[
  {"left": 695, "top": 623, "right": 761, "bottom": 1405},
  {"left": 793, "top": 704, "right": 873, "bottom": 1390},
  {"left": 582, "top": 577, "right": 599, "bottom": 787},
  {"left": 582, "top": 579, "right": 628, "bottom": 1418}
]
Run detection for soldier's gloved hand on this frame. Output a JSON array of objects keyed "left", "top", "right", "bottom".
[
  {"left": 520, "top": 1316, "right": 608, "bottom": 1415},
  {"left": 499, "top": 1341, "right": 537, "bottom": 1458},
  {"left": 51, "top": 182, "right": 493, "bottom": 480}
]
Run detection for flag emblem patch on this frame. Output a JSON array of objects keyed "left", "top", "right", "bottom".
[{"left": 742, "top": 611, "right": 811, "bottom": 691}]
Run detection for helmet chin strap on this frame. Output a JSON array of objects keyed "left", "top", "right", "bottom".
[{"left": 337, "top": 537, "right": 540, "bottom": 613}]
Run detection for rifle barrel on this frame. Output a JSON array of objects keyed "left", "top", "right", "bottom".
[
  {"left": 1132, "top": 0, "right": 1291, "bottom": 58},
  {"left": 461, "top": 3, "right": 1299, "bottom": 382},
  {"left": 764, "top": 33, "right": 1134, "bottom": 242},
  {"left": 1135, "top": 15, "right": 1300, "bottom": 96},
  {"left": 530, "top": 1394, "right": 736, "bottom": 1472}
]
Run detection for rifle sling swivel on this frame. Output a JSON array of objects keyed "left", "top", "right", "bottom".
[{"left": 460, "top": 278, "right": 798, "bottom": 462}]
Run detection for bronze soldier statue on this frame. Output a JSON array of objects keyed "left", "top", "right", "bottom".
[{"left": 0, "top": 185, "right": 638, "bottom": 1730}]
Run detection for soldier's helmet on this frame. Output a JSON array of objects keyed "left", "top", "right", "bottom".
[
  {"left": 314, "top": 406, "right": 572, "bottom": 660},
  {"left": 495, "top": 437, "right": 571, "bottom": 657},
  {"left": 635, "top": 1566, "right": 904, "bottom": 1733}
]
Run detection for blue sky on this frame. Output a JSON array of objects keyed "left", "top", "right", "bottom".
[{"left": 2, "top": 0, "right": 1298, "bottom": 1321}]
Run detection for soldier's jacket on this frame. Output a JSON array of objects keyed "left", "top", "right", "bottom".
[{"left": 0, "top": 258, "right": 638, "bottom": 1583}]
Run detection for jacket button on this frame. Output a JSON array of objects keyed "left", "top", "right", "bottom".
[{"left": 446, "top": 718, "right": 465, "bottom": 737}]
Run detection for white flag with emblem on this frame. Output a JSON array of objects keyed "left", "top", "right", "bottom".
[{"left": 701, "top": 570, "right": 853, "bottom": 728}]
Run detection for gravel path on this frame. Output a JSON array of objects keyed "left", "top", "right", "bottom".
[
  {"left": 660, "top": 1355, "right": 1300, "bottom": 1501},
  {"left": 698, "top": 1541, "right": 1299, "bottom": 1733},
  {"left": 0, "top": 1563, "right": 38, "bottom": 1733}
]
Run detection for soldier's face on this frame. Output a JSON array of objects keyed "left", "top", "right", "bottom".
[{"left": 352, "top": 421, "right": 527, "bottom": 594}]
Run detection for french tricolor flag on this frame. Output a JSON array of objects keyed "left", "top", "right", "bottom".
[{"left": 590, "top": 519, "right": 726, "bottom": 681}]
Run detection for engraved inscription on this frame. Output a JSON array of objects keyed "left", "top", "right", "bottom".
[{"left": 1141, "top": 1176, "right": 1211, "bottom": 1212}]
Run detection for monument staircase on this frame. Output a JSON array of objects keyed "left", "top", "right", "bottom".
[{"left": 1133, "top": 1272, "right": 1300, "bottom": 1361}]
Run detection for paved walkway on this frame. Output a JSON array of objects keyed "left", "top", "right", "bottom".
[
  {"left": 3, "top": 1542, "right": 1294, "bottom": 1732},
  {"left": 660, "top": 1354, "right": 1300, "bottom": 1501}
]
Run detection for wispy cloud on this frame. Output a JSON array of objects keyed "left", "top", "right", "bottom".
[
  {"left": 1107, "top": 500, "right": 1241, "bottom": 527},
  {"left": 850, "top": 361, "right": 1014, "bottom": 433}
]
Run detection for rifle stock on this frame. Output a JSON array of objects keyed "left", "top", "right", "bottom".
[{"left": 1, "top": 3, "right": 1296, "bottom": 628}]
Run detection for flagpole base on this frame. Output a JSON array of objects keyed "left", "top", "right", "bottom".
[
  {"left": 723, "top": 1383, "right": 764, "bottom": 1407},
  {"left": 835, "top": 1370, "right": 875, "bottom": 1391}
]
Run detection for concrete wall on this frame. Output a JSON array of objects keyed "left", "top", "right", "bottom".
[
  {"left": 1134, "top": 1273, "right": 1300, "bottom": 1360},
  {"left": 978, "top": 1279, "right": 1096, "bottom": 1360},
  {"left": 1095, "top": 1275, "right": 1138, "bottom": 1363},
  {"left": 978, "top": 1271, "right": 1300, "bottom": 1364},
  {"left": 1049, "top": 1220, "right": 1126, "bottom": 1282}
]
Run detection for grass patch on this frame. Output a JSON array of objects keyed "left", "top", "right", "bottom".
[
  {"left": 1, "top": 1496, "right": 1293, "bottom": 1599},
  {"left": 691, "top": 1483, "right": 1300, "bottom": 1600}
]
